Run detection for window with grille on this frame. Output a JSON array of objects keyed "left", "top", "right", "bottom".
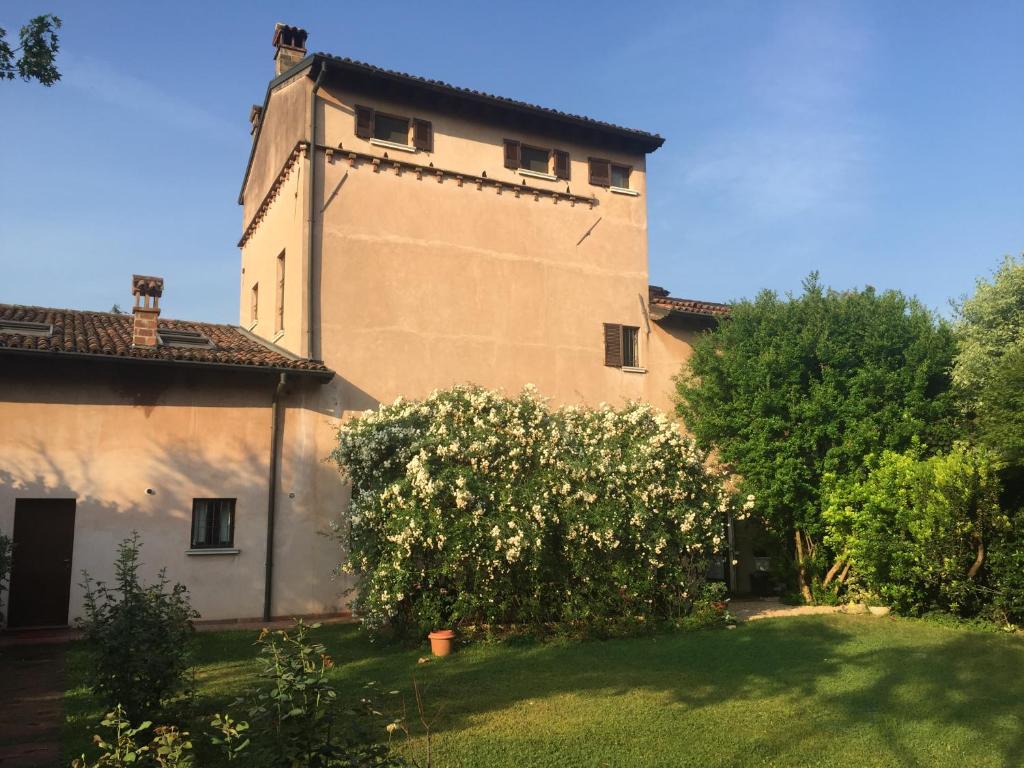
[
  {"left": 603, "top": 323, "right": 641, "bottom": 368},
  {"left": 190, "top": 498, "right": 235, "bottom": 549}
]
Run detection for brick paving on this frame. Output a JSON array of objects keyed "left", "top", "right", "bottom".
[{"left": 0, "top": 644, "right": 65, "bottom": 768}]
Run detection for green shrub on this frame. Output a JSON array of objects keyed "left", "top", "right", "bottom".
[
  {"left": 240, "top": 620, "right": 405, "bottom": 767},
  {"left": 332, "top": 385, "right": 737, "bottom": 638},
  {"left": 987, "top": 514, "right": 1024, "bottom": 626},
  {"left": 79, "top": 533, "right": 198, "bottom": 721},
  {"left": 676, "top": 275, "right": 957, "bottom": 599},
  {"left": 681, "top": 581, "right": 732, "bottom": 629},
  {"left": 823, "top": 444, "right": 1007, "bottom": 616}
]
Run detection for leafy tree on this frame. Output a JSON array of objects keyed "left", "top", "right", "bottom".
[
  {"left": 953, "top": 255, "right": 1024, "bottom": 395},
  {"left": 1, "top": 14, "right": 61, "bottom": 87},
  {"left": 975, "top": 345, "right": 1024, "bottom": 465},
  {"left": 676, "top": 275, "right": 957, "bottom": 601},
  {"left": 954, "top": 256, "right": 1024, "bottom": 466}
]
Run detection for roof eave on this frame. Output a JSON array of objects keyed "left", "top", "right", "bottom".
[
  {"left": 312, "top": 54, "right": 665, "bottom": 153},
  {"left": 239, "top": 52, "right": 666, "bottom": 205},
  {"left": 0, "top": 346, "right": 335, "bottom": 382}
]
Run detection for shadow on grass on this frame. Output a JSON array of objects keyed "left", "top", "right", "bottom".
[
  {"left": 312, "top": 617, "right": 1024, "bottom": 766},
  {"left": 65, "top": 617, "right": 1024, "bottom": 767}
]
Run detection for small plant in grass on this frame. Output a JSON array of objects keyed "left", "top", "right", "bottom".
[
  {"left": 209, "top": 713, "right": 250, "bottom": 762},
  {"left": 70, "top": 706, "right": 197, "bottom": 768},
  {"left": 71, "top": 705, "right": 152, "bottom": 768},
  {"left": 79, "top": 533, "right": 198, "bottom": 721},
  {"left": 240, "top": 619, "right": 406, "bottom": 767},
  {"left": 679, "top": 581, "right": 733, "bottom": 629}
]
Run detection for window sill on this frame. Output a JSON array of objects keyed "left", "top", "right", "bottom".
[
  {"left": 369, "top": 138, "right": 417, "bottom": 153},
  {"left": 518, "top": 168, "right": 558, "bottom": 182},
  {"left": 622, "top": 366, "right": 647, "bottom": 374},
  {"left": 186, "top": 548, "right": 240, "bottom": 556},
  {"left": 610, "top": 186, "right": 640, "bottom": 197}
]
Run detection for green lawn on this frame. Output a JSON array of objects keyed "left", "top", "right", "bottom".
[{"left": 63, "top": 615, "right": 1024, "bottom": 767}]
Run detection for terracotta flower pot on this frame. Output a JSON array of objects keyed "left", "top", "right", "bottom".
[{"left": 428, "top": 629, "right": 456, "bottom": 657}]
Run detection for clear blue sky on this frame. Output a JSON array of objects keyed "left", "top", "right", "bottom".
[{"left": 2, "top": 1, "right": 1022, "bottom": 322}]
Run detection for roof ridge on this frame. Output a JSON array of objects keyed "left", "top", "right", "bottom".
[
  {"left": 314, "top": 53, "right": 665, "bottom": 143},
  {"left": 0, "top": 302, "right": 250, "bottom": 330}
]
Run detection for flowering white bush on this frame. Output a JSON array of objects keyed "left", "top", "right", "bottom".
[{"left": 331, "top": 385, "right": 736, "bottom": 637}]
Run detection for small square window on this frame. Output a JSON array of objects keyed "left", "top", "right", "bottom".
[
  {"left": 611, "top": 164, "right": 631, "bottom": 189},
  {"left": 374, "top": 114, "right": 410, "bottom": 145},
  {"left": 520, "top": 145, "right": 550, "bottom": 174},
  {"left": 191, "top": 499, "right": 235, "bottom": 549},
  {"left": 603, "top": 323, "right": 641, "bottom": 368}
]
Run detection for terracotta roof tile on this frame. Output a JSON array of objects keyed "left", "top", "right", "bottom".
[
  {"left": 314, "top": 54, "right": 666, "bottom": 151},
  {"left": 0, "top": 304, "right": 332, "bottom": 377},
  {"left": 649, "top": 286, "right": 730, "bottom": 319}
]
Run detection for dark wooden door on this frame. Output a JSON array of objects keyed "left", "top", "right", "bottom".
[{"left": 8, "top": 499, "right": 76, "bottom": 628}]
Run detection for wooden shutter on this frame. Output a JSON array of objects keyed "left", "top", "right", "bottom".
[
  {"left": 355, "top": 105, "right": 374, "bottom": 139},
  {"left": 553, "top": 149, "right": 570, "bottom": 180},
  {"left": 504, "top": 139, "right": 521, "bottom": 169},
  {"left": 589, "top": 158, "right": 611, "bottom": 187},
  {"left": 603, "top": 323, "right": 623, "bottom": 367},
  {"left": 413, "top": 118, "right": 433, "bottom": 151}
]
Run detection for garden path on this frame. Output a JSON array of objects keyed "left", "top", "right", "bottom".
[
  {"left": 0, "top": 641, "right": 65, "bottom": 767},
  {"left": 730, "top": 597, "right": 840, "bottom": 622}
]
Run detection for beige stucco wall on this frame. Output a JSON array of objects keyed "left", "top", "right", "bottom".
[
  {"left": 311, "top": 82, "right": 656, "bottom": 409},
  {"left": 243, "top": 74, "right": 310, "bottom": 223},
  {"left": 0, "top": 359, "right": 345, "bottom": 624},
  {"left": 240, "top": 153, "right": 310, "bottom": 357},
  {"left": 240, "top": 74, "right": 700, "bottom": 417},
  {"left": 233, "top": 70, "right": 710, "bottom": 616}
]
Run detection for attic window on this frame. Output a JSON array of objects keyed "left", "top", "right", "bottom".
[
  {"left": 355, "top": 105, "right": 433, "bottom": 152},
  {"left": 503, "top": 140, "right": 571, "bottom": 180},
  {"left": 158, "top": 328, "right": 215, "bottom": 349},
  {"left": 0, "top": 319, "right": 53, "bottom": 337}
]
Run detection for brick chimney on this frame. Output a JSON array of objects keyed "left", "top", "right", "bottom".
[
  {"left": 249, "top": 104, "right": 263, "bottom": 135},
  {"left": 131, "top": 274, "right": 163, "bottom": 348},
  {"left": 273, "top": 23, "right": 308, "bottom": 77}
]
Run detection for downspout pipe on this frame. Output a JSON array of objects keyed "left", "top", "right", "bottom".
[
  {"left": 306, "top": 64, "right": 327, "bottom": 360},
  {"left": 263, "top": 372, "right": 288, "bottom": 621}
]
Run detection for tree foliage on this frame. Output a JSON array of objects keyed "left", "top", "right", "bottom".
[
  {"left": 0, "top": 14, "right": 61, "bottom": 86},
  {"left": 954, "top": 256, "right": 1024, "bottom": 468},
  {"left": 953, "top": 255, "right": 1024, "bottom": 404},
  {"left": 822, "top": 444, "right": 1006, "bottom": 616},
  {"left": 676, "top": 275, "right": 957, "bottom": 597}
]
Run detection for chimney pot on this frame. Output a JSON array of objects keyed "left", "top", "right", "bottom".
[
  {"left": 249, "top": 104, "right": 264, "bottom": 135},
  {"left": 131, "top": 274, "right": 164, "bottom": 348},
  {"left": 273, "top": 23, "right": 308, "bottom": 77}
]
